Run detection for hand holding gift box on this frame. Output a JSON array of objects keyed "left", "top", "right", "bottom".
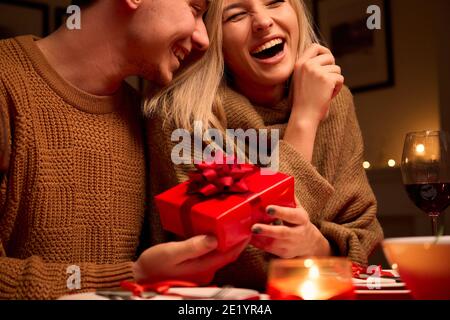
[{"left": 155, "top": 154, "right": 296, "bottom": 252}]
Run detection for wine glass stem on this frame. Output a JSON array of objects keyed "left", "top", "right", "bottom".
[{"left": 430, "top": 213, "right": 440, "bottom": 236}]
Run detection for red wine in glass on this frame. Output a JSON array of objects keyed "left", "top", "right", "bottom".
[
  {"left": 405, "top": 183, "right": 450, "bottom": 214},
  {"left": 401, "top": 131, "right": 450, "bottom": 235}
]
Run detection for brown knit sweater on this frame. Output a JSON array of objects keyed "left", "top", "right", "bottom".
[
  {"left": 0, "top": 36, "right": 146, "bottom": 299},
  {"left": 146, "top": 84, "right": 383, "bottom": 291}
]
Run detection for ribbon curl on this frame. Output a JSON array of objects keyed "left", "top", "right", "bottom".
[{"left": 187, "top": 153, "right": 256, "bottom": 197}]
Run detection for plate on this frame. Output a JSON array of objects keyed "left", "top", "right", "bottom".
[
  {"left": 355, "top": 289, "right": 411, "bottom": 295},
  {"left": 352, "top": 278, "right": 406, "bottom": 289},
  {"left": 59, "top": 287, "right": 264, "bottom": 300},
  {"left": 166, "top": 287, "right": 262, "bottom": 300}
]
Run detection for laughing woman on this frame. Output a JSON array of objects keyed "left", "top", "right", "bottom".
[{"left": 145, "top": 0, "right": 383, "bottom": 290}]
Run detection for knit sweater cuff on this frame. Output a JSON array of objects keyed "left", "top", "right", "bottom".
[
  {"left": 276, "top": 140, "right": 335, "bottom": 218},
  {"left": 319, "top": 221, "right": 367, "bottom": 266},
  {"left": 81, "top": 261, "right": 135, "bottom": 290}
]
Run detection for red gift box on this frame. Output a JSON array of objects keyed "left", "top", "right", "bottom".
[{"left": 154, "top": 159, "right": 295, "bottom": 252}]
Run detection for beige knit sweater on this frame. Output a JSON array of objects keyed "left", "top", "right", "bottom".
[
  {"left": 0, "top": 36, "right": 146, "bottom": 299},
  {"left": 147, "top": 84, "right": 384, "bottom": 291}
]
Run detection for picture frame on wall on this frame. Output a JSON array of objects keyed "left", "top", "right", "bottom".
[
  {"left": 0, "top": 0, "right": 49, "bottom": 40},
  {"left": 313, "top": 0, "right": 394, "bottom": 93},
  {"left": 54, "top": 6, "right": 68, "bottom": 31}
]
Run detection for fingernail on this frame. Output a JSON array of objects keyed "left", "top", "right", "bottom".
[
  {"left": 252, "top": 227, "right": 262, "bottom": 235},
  {"left": 266, "top": 207, "right": 276, "bottom": 215},
  {"left": 203, "top": 235, "right": 218, "bottom": 249},
  {"left": 273, "top": 219, "right": 283, "bottom": 226}
]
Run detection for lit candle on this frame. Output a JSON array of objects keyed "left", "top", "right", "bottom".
[{"left": 267, "top": 258, "right": 355, "bottom": 300}]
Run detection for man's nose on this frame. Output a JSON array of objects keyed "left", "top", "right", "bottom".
[{"left": 192, "top": 19, "right": 210, "bottom": 51}]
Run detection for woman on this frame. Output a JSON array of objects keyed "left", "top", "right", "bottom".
[{"left": 145, "top": 0, "right": 383, "bottom": 290}]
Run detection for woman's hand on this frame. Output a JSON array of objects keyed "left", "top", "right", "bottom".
[
  {"left": 283, "top": 44, "right": 344, "bottom": 162},
  {"left": 133, "top": 235, "right": 249, "bottom": 285},
  {"left": 290, "top": 44, "right": 344, "bottom": 124},
  {"left": 250, "top": 203, "right": 331, "bottom": 259}
]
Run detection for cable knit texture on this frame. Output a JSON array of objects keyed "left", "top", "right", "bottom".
[
  {"left": 0, "top": 36, "right": 146, "bottom": 299},
  {"left": 146, "top": 84, "right": 383, "bottom": 291}
]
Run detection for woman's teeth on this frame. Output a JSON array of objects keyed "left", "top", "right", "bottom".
[{"left": 251, "top": 38, "right": 284, "bottom": 55}]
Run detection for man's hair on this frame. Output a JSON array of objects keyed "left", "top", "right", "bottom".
[{"left": 71, "top": 0, "right": 96, "bottom": 8}]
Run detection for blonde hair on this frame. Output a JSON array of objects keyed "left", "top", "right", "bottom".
[
  {"left": 144, "top": 0, "right": 319, "bottom": 131},
  {"left": 288, "top": 0, "right": 320, "bottom": 55}
]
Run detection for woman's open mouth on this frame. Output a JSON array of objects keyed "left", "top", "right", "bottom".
[{"left": 250, "top": 38, "right": 286, "bottom": 61}]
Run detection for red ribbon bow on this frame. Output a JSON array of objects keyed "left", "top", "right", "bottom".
[{"left": 187, "top": 152, "right": 255, "bottom": 197}]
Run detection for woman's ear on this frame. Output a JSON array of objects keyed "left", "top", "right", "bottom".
[{"left": 124, "top": 0, "right": 142, "bottom": 10}]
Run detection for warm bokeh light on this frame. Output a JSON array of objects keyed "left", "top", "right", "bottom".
[
  {"left": 416, "top": 144, "right": 425, "bottom": 154},
  {"left": 304, "top": 259, "right": 314, "bottom": 268},
  {"left": 363, "top": 161, "right": 371, "bottom": 169},
  {"left": 388, "top": 159, "right": 396, "bottom": 167}
]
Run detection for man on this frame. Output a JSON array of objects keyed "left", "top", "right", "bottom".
[{"left": 0, "top": 0, "right": 247, "bottom": 299}]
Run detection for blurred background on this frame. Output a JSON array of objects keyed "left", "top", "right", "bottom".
[{"left": 1, "top": 0, "right": 449, "bottom": 266}]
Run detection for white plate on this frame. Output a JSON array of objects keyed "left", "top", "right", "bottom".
[
  {"left": 355, "top": 289, "right": 411, "bottom": 295},
  {"left": 352, "top": 277, "right": 406, "bottom": 289},
  {"left": 353, "top": 282, "right": 406, "bottom": 289},
  {"left": 166, "top": 287, "right": 262, "bottom": 300}
]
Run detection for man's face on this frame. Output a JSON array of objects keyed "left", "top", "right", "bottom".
[{"left": 128, "top": 0, "right": 210, "bottom": 85}]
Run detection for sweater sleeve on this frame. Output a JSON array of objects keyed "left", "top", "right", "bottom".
[
  {"left": 0, "top": 80, "right": 11, "bottom": 212},
  {"left": 315, "top": 89, "right": 383, "bottom": 266},
  {"left": 0, "top": 80, "right": 11, "bottom": 180},
  {"left": 277, "top": 141, "right": 335, "bottom": 216},
  {"left": 0, "top": 255, "right": 134, "bottom": 300},
  {"left": 275, "top": 87, "right": 383, "bottom": 265}
]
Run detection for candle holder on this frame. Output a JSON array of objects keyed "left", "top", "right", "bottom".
[{"left": 267, "top": 257, "right": 355, "bottom": 300}]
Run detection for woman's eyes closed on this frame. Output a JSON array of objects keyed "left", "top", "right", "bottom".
[
  {"left": 224, "top": 0, "right": 285, "bottom": 23},
  {"left": 266, "top": 0, "right": 285, "bottom": 8},
  {"left": 224, "top": 11, "right": 247, "bottom": 23}
]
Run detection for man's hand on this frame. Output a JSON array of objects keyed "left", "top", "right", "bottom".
[{"left": 133, "top": 235, "right": 249, "bottom": 285}]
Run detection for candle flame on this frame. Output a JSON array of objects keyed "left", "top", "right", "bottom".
[{"left": 299, "top": 280, "right": 319, "bottom": 300}]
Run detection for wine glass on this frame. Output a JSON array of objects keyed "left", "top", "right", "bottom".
[
  {"left": 0, "top": 110, "right": 10, "bottom": 182},
  {"left": 401, "top": 130, "right": 450, "bottom": 235}
]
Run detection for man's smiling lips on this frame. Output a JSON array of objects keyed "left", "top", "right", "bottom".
[{"left": 172, "top": 46, "right": 190, "bottom": 64}]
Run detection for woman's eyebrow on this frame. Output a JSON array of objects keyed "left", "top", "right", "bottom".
[{"left": 223, "top": 2, "right": 245, "bottom": 13}]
